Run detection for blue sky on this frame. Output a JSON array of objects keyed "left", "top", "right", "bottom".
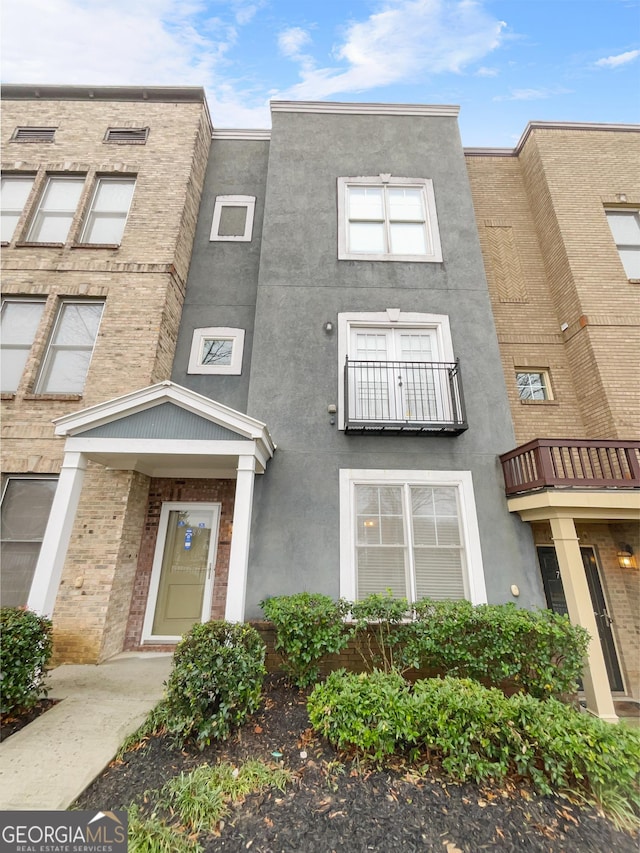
[{"left": 2, "top": 0, "right": 639, "bottom": 145}]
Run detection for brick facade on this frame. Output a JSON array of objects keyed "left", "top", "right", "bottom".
[{"left": 1, "top": 88, "right": 211, "bottom": 662}]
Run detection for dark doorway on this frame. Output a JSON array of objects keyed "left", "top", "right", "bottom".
[{"left": 537, "top": 546, "right": 624, "bottom": 692}]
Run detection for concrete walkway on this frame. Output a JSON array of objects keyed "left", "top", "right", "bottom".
[{"left": 0, "top": 652, "right": 172, "bottom": 811}]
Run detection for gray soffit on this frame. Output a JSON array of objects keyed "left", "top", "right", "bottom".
[{"left": 77, "top": 402, "right": 241, "bottom": 441}]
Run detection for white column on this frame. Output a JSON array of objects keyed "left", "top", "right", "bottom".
[
  {"left": 28, "top": 451, "right": 87, "bottom": 617},
  {"left": 550, "top": 515, "right": 618, "bottom": 723},
  {"left": 225, "top": 454, "right": 257, "bottom": 622}
]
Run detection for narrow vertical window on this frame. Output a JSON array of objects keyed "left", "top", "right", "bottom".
[
  {"left": 36, "top": 301, "right": 104, "bottom": 394},
  {"left": 26, "top": 176, "right": 84, "bottom": 243},
  {"left": 606, "top": 210, "right": 640, "bottom": 279},
  {"left": 80, "top": 177, "right": 136, "bottom": 245},
  {"left": 0, "top": 299, "right": 46, "bottom": 392},
  {"left": 1, "top": 175, "right": 35, "bottom": 242}
]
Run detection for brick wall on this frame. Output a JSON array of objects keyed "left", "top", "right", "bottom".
[{"left": 124, "top": 477, "right": 236, "bottom": 650}]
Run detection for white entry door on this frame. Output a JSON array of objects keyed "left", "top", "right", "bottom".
[
  {"left": 143, "top": 502, "right": 220, "bottom": 642},
  {"left": 349, "top": 327, "right": 444, "bottom": 422}
]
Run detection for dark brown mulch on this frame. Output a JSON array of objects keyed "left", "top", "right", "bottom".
[
  {"left": 76, "top": 676, "right": 637, "bottom": 853},
  {"left": 0, "top": 698, "right": 58, "bottom": 742}
]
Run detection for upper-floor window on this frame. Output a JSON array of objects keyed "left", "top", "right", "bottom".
[
  {"left": 516, "top": 370, "right": 552, "bottom": 401},
  {"left": 188, "top": 327, "right": 245, "bottom": 375},
  {"left": 210, "top": 195, "right": 256, "bottom": 242},
  {"left": 26, "top": 176, "right": 84, "bottom": 243},
  {"left": 337, "top": 176, "right": 442, "bottom": 262},
  {"left": 1, "top": 175, "right": 35, "bottom": 242},
  {"left": 35, "top": 300, "right": 104, "bottom": 394},
  {"left": 606, "top": 209, "right": 640, "bottom": 279},
  {"left": 79, "top": 177, "right": 135, "bottom": 245},
  {"left": 0, "top": 298, "right": 46, "bottom": 393}
]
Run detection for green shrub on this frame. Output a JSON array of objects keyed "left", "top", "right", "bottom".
[
  {"left": 164, "top": 621, "right": 265, "bottom": 749},
  {"left": 127, "top": 805, "right": 201, "bottom": 853},
  {"left": 0, "top": 607, "right": 53, "bottom": 714},
  {"left": 350, "top": 592, "right": 410, "bottom": 672},
  {"left": 307, "top": 671, "right": 640, "bottom": 827},
  {"left": 307, "top": 669, "right": 416, "bottom": 762},
  {"left": 401, "top": 600, "right": 588, "bottom": 698},
  {"left": 260, "top": 593, "right": 350, "bottom": 688}
]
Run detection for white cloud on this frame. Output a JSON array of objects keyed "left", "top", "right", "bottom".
[
  {"left": 595, "top": 49, "right": 640, "bottom": 68},
  {"left": 272, "top": 0, "right": 506, "bottom": 101},
  {"left": 278, "top": 27, "right": 312, "bottom": 59},
  {"left": 493, "top": 87, "right": 572, "bottom": 102},
  {"left": 476, "top": 66, "right": 499, "bottom": 77}
]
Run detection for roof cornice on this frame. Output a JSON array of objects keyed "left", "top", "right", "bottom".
[
  {"left": 465, "top": 120, "right": 640, "bottom": 158},
  {"left": 1, "top": 84, "right": 208, "bottom": 104},
  {"left": 270, "top": 100, "right": 460, "bottom": 117},
  {"left": 212, "top": 129, "right": 271, "bottom": 140}
]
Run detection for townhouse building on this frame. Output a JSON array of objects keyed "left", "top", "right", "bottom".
[
  {"left": 1, "top": 85, "right": 212, "bottom": 661},
  {"left": 467, "top": 122, "right": 640, "bottom": 718}
]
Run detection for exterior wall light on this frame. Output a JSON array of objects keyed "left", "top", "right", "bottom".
[
  {"left": 617, "top": 544, "right": 636, "bottom": 569},
  {"left": 324, "top": 321, "right": 334, "bottom": 333}
]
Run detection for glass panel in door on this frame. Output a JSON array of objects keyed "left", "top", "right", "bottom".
[
  {"left": 351, "top": 331, "right": 394, "bottom": 420},
  {"left": 152, "top": 506, "right": 218, "bottom": 637},
  {"left": 396, "top": 331, "right": 441, "bottom": 421}
]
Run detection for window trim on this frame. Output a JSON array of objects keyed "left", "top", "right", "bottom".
[
  {"left": 337, "top": 175, "right": 442, "bottom": 262},
  {"left": 34, "top": 298, "right": 105, "bottom": 395},
  {"left": 78, "top": 175, "right": 136, "bottom": 246},
  {"left": 515, "top": 369, "right": 553, "bottom": 403},
  {"left": 337, "top": 310, "right": 454, "bottom": 430},
  {"left": 339, "top": 468, "right": 487, "bottom": 605},
  {"left": 210, "top": 195, "right": 256, "bottom": 242},
  {"left": 187, "top": 327, "right": 245, "bottom": 375}
]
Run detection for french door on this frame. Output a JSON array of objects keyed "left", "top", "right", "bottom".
[
  {"left": 537, "top": 546, "right": 624, "bottom": 692},
  {"left": 143, "top": 502, "right": 220, "bottom": 642},
  {"left": 349, "top": 327, "right": 444, "bottom": 422}
]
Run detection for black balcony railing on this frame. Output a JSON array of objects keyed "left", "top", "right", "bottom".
[
  {"left": 344, "top": 358, "right": 467, "bottom": 434},
  {"left": 500, "top": 438, "right": 640, "bottom": 495}
]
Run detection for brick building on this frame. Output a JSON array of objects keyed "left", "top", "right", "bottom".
[
  {"left": 1, "top": 85, "right": 212, "bottom": 661},
  {"left": 467, "top": 122, "right": 640, "bottom": 715}
]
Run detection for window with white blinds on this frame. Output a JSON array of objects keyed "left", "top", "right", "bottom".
[{"left": 341, "top": 469, "right": 486, "bottom": 605}]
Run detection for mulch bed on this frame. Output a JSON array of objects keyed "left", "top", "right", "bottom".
[
  {"left": 0, "top": 698, "right": 58, "bottom": 742},
  {"left": 75, "top": 675, "right": 637, "bottom": 852}
]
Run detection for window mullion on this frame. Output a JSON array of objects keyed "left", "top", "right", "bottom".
[
  {"left": 403, "top": 484, "right": 417, "bottom": 603},
  {"left": 382, "top": 185, "right": 392, "bottom": 255}
]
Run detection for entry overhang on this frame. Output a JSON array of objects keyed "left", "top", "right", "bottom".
[{"left": 505, "top": 489, "right": 640, "bottom": 522}]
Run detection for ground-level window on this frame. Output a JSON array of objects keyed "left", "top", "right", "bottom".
[
  {"left": 339, "top": 469, "right": 486, "bottom": 604},
  {"left": 0, "top": 477, "right": 57, "bottom": 607}
]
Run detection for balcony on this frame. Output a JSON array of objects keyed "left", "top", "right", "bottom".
[
  {"left": 500, "top": 438, "right": 640, "bottom": 496},
  {"left": 344, "top": 358, "right": 467, "bottom": 434}
]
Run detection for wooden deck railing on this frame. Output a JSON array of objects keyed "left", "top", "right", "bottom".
[{"left": 499, "top": 438, "right": 640, "bottom": 496}]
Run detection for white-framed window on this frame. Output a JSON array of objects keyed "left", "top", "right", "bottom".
[
  {"left": 606, "top": 209, "right": 640, "bottom": 279},
  {"left": 1, "top": 175, "right": 35, "bottom": 242},
  {"left": 26, "top": 176, "right": 85, "bottom": 243},
  {"left": 338, "top": 310, "right": 459, "bottom": 429},
  {"left": 0, "top": 298, "right": 47, "bottom": 393},
  {"left": 210, "top": 195, "right": 256, "bottom": 242},
  {"left": 339, "top": 469, "right": 486, "bottom": 605},
  {"left": 79, "top": 177, "right": 136, "bottom": 245},
  {"left": 0, "top": 476, "right": 58, "bottom": 608},
  {"left": 187, "top": 327, "right": 245, "bottom": 375},
  {"left": 338, "top": 176, "right": 442, "bottom": 262},
  {"left": 35, "top": 300, "right": 104, "bottom": 394},
  {"left": 515, "top": 370, "right": 552, "bottom": 401}
]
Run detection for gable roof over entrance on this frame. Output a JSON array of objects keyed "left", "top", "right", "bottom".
[{"left": 54, "top": 381, "right": 275, "bottom": 476}]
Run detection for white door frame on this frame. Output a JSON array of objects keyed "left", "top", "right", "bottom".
[{"left": 142, "top": 501, "right": 221, "bottom": 643}]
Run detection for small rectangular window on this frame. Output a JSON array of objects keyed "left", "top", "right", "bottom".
[
  {"left": 1, "top": 477, "right": 58, "bottom": 608},
  {"left": 0, "top": 299, "right": 46, "bottom": 393},
  {"left": 606, "top": 210, "right": 640, "bottom": 279},
  {"left": 12, "top": 127, "right": 56, "bottom": 143},
  {"left": 26, "top": 176, "right": 85, "bottom": 243},
  {"left": 35, "top": 300, "right": 104, "bottom": 394},
  {"left": 1, "top": 175, "right": 35, "bottom": 242},
  {"left": 188, "top": 327, "right": 245, "bottom": 375},
  {"left": 79, "top": 177, "right": 135, "bottom": 245},
  {"left": 104, "top": 127, "right": 149, "bottom": 144},
  {"left": 516, "top": 370, "right": 551, "bottom": 401},
  {"left": 210, "top": 195, "right": 256, "bottom": 242}
]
